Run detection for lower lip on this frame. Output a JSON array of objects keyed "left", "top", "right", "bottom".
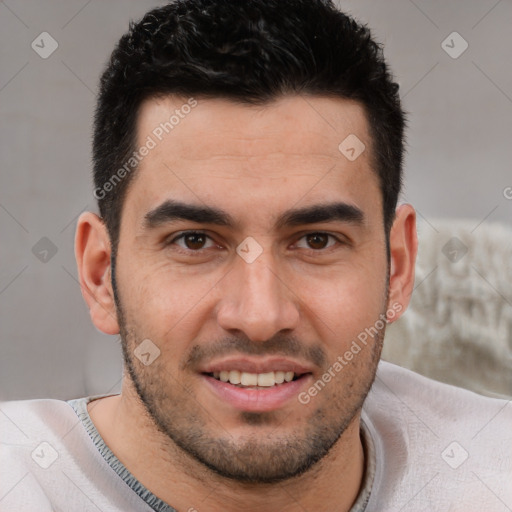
[{"left": 202, "top": 374, "right": 312, "bottom": 412}]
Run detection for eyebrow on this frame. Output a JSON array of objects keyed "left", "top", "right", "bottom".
[{"left": 143, "top": 199, "right": 365, "bottom": 231}]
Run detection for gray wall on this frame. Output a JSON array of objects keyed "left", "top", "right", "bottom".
[{"left": 1, "top": 0, "right": 511, "bottom": 400}]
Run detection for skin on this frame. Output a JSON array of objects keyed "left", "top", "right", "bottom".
[{"left": 75, "top": 94, "right": 417, "bottom": 512}]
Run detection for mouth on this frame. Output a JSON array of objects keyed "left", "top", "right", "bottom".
[
  {"left": 200, "top": 370, "right": 313, "bottom": 412},
  {"left": 204, "top": 370, "right": 307, "bottom": 388}
]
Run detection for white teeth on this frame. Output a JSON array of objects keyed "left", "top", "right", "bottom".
[
  {"left": 211, "top": 370, "right": 298, "bottom": 387},
  {"left": 257, "top": 372, "right": 275, "bottom": 387},
  {"left": 240, "top": 372, "right": 258, "bottom": 386},
  {"left": 228, "top": 370, "right": 241, "bottom": 384}
]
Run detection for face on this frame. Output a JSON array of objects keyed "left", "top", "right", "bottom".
[{"left": 112, "top": 95, "right": 390, "bottom": 483}]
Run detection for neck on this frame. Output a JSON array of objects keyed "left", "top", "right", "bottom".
[{"left": 88, "top": 379, "right": 365, "bottom": 512}]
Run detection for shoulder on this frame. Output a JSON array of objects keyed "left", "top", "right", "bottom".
[
  {"left": 0, "top": 395, "right": 154, "bottom": 511},
  {"left": 0, "top": 397, "right": 89, "bottom": 510},
  {"left": 362, "top": 361, "right": 512, "bottom": 511},
  {"left": 367, "top": 360, "right": 511, "bottom": 423},
  {"left": 0, "top": 397, "right": 84, "bottom": 448},
  {"left": 1, "top": 395, "right": 82, "bottom": 422}
]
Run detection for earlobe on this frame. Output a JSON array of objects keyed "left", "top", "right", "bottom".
[
  {"left": 387, "top": 204, "right": 418, "bottom": 323},
  {"left": 75, "top": 212, "right": 120, "bottom": 335}
]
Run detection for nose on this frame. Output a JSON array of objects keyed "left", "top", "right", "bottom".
[{"left": 216, "top": 250, "right": 300, "bottom": 342}]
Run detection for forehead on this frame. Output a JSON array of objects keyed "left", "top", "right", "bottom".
[{"left": 126, "top": 94, "right": 380, "bottom": 225}]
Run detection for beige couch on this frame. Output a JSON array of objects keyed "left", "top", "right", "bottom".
[{"left": 382, "top": 217, "right": 512, "bottom": 400}]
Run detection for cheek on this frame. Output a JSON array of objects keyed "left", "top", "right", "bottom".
[
  {"left": 118, "top": 258, "right": 222, "bottom": 338},
  {"left": 300, "top": 260, "right": 388, "bottom": 349}
]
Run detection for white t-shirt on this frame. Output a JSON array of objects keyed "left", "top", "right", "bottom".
[{"left": 1, "top": 360, "right": 510, "bottom": 511}]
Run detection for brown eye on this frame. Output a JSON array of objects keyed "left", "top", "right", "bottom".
[
  {"left": 306, "top": 233, "right": 329, "bottom": 250},
  {"left": 294, "top": 232, "right": 339, "bottom": 252},
  {"left": 169, "top": 231, "right": 216, "bottom": 252},
  {"left": 183, "top": 233, "right": 207, "bottom": 250}
]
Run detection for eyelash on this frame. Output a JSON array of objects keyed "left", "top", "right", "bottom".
[{"left": 166, "top": 230, "right": 345, "bottom": 256}]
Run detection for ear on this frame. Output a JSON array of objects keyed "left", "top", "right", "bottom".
[
  {"left": 387, "top": 204, "right": 418, "bottom": 323},
  {"left": 75, "top": 212, "right": 119, "bottom": 335}
]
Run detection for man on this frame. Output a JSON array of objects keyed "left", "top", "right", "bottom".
[{"left": 1, "top": 1, "right": 510, "bottom": 511}]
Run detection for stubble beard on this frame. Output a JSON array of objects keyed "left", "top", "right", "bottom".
[{"left": 111, "top": 254, "right": 387, "bottom": 483}]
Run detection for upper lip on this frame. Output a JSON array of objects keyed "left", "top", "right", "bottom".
[{"left": 199, "top": 357, "right": 315, "bottom": 375}]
